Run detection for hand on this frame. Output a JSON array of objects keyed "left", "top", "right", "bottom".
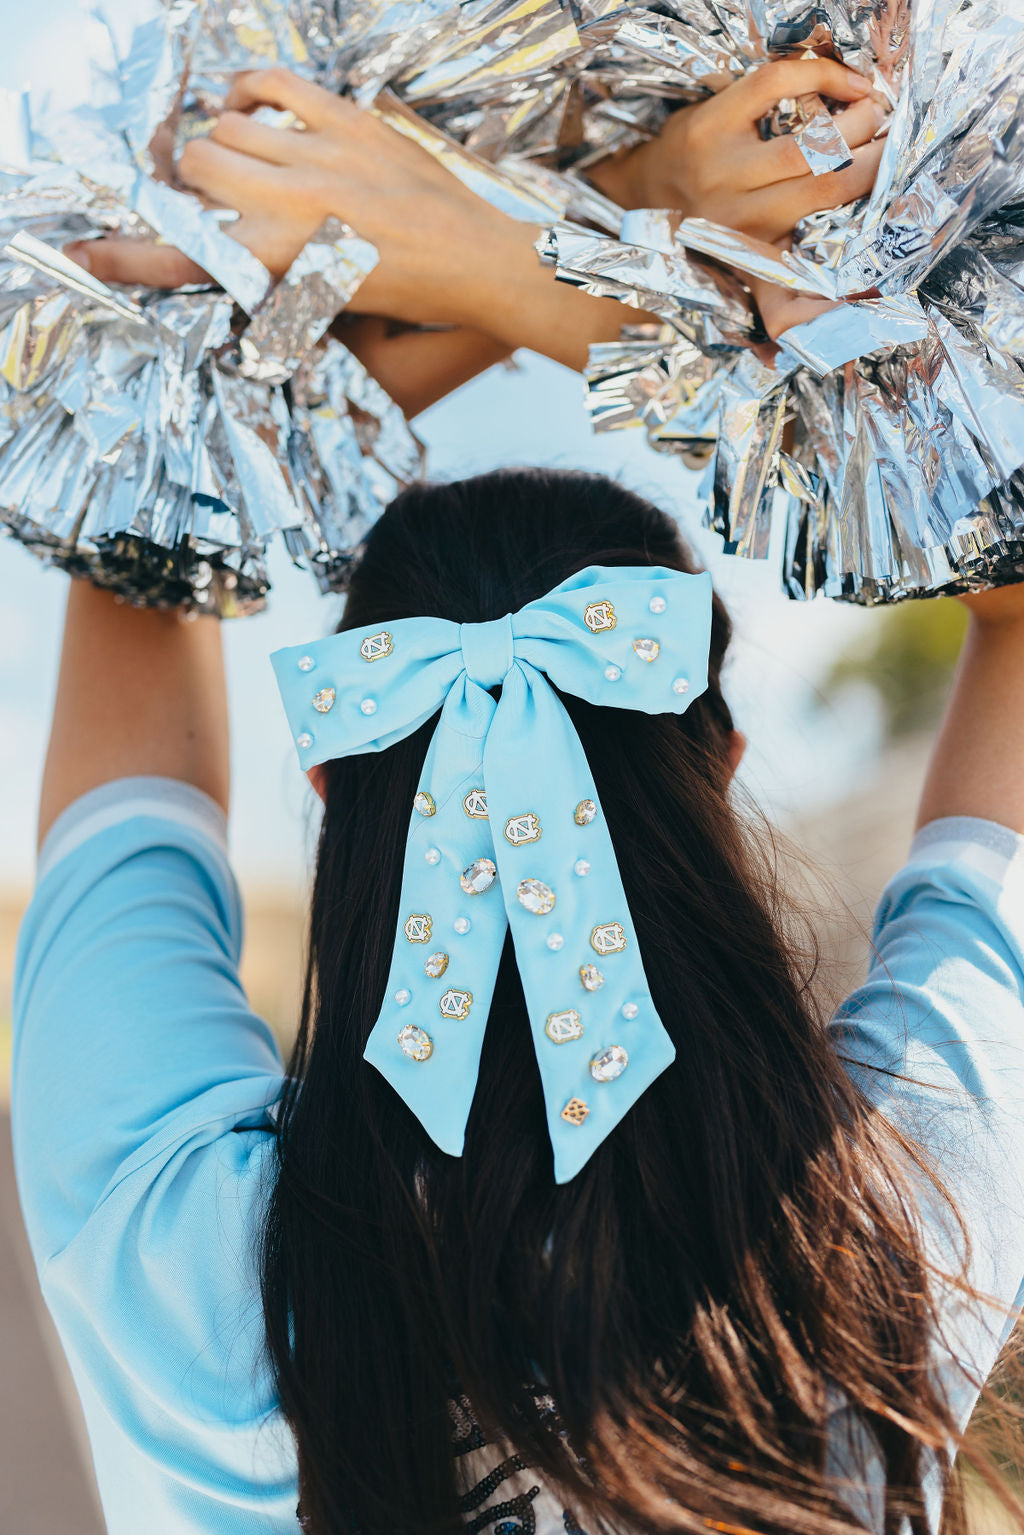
[
  {"left": 589, "top": 59, "right": 888, "bottom": 243},
  {"left": 71, "top": 68, "right": 521, "bottom": 330}
]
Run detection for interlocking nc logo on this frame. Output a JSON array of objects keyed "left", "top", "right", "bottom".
[
  {"left": 359, "top": 630, "right": 393, "bottom": 662},
  {"left": 439, "top": 988, "right": 473, "bottom": 1020},
  {"left": 463, "top": 789, "right": 488, "bottom": 819},
  {"left": 590, "top": 922, "right": 627, "bottom": 956},
  {"left": 545, "top": 1009, "right": 583, "bottom": 1044},
  {"left": 583, "top": 601, "right": 616, "bottom": 634},
  {"left": 404, "top": 913, "right": 432, "bottom": 944},
  {"left": 504, "top": 812, "right": 541, "bottom": 846}
]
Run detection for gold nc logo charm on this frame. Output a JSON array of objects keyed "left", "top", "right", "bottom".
[
  {"left": 359, "top": 630, "right": 393, "bottom": 662},
  {"left": 583, "top": 601, "right": 616, "bottom": 634}
]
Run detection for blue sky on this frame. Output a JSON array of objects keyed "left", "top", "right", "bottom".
[{"left": 0, "top": 1, "right": 882, "bottom": 892}]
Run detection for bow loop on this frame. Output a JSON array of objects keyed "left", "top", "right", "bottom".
[
  {"left": 460, "top": 615, "right": 515, "bottom": 689},
  {"left": 272, "top": 564, "right": 714, "bottom": 1181}
]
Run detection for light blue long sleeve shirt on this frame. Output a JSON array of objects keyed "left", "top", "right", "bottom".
[{"left": 11, "top": 778, "right": 1024, "bottom": 1533}]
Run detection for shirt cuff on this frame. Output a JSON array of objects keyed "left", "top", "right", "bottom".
[
  {"left": 38, "top": 777, "right": 228, "bottom": 884},
  {"left": 910, "top": 815, "right": 1024, "bottom": 884}
]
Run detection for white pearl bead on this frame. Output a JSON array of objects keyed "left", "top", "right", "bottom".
[
  {"left": 574, "top": 859, "right": 591, "bottom": 877},
  {"left": 424, "top": 847, "right": 441, "bottom": 865},
  {"left": 360, "top": 698, "right": 377, "bottom": 716},
  {"left": 621, "top": 1002, "right": 640, "bottom": 1020},
  {"left": 672, "top": 676, "right": 690, "bottom": 696},
  {"left": 546, "top": 932, "right": 565, "bottom": 951},
  {"left": 296, "top": 732, "right": 313, "bottom": 750},
  {"left": 604, "top": 664, "right": 621, "bottom": 682},
  {"left": 649, "top": 595, "right": 667, "bottom": 614},
  {"left": 297, "top": 655, "right": 315, "bottom": 672},
  {"left": 454, "top": 917, "right": 471, "bottom": 935},
  {"left": 395, "top": 989, "right": 411, "bottom": 1007}
]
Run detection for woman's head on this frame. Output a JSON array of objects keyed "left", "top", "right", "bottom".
[{"left": 262, "top": 469, "right": 971, "bottom": 1535}]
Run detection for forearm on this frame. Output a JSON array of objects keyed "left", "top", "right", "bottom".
[
  {"left": 39, "top": 582, "right": 229, "bottom": 845},
  {"left": 339, "top": 318, "right": 512, "bottom": 416},
  {"left": 917, "top": 600, "right": 1024, "bottom": 834}
]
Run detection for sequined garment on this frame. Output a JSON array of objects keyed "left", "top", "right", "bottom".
[{"left": 450, "top": 1394, "right": 601, "bottom": 1535}]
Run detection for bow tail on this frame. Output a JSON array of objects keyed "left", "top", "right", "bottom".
[
  {"left": 484, "top": 668, "right": 676, "bottom": 1184},
  {"left": 363, "top": 682, "right": 509, "bottom": 1157}
]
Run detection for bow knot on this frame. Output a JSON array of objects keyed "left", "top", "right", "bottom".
[
  {"left": 460, "top": 615, "right": 515, "bottom": 688},
  {"left": 273, "top": 565, "right": 713, "bottom": 1182}
]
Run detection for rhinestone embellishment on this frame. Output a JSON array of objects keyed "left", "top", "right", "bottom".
[
  {"left": 360, "top": 698, "right": 377, "bottom": 716},
  {"left": 297, "top": 655, "right": 315, "bottom": 672},
  {"left": 424, "top": 847, "right": 441, "bottom": 865},
  {"left": 621, "top": 1002, "right": 640, "bottom": 1020},
  {"left": 590, "top": 1044, "right": 629, "bottom": 1082},
  {"left": 672, "top": 677, "right": 690, "bottom": 696},
  {"left": 413, "top": 791, "right": 436, "bottom": 817},
  {"left": 574, "top": 799, "right": 597, "bottom": 826},
  {"left": 453, "top": 917, "right": 471, "bottom": 935},
  {"left": 460, "top": 858, "right": 497, "bottom": 895},
  {"left": 517, "top": 878, "right": 556, "bottom": 915},
  {"left": 604, "top": 665, "right": 621, "bottom": 682},
  {"left": 545, "top": 1009, "right": 584, "bottom": 1044},
  {"left": 633, "top": 638, "right": 661, "bottom": 663},
  {"left": 312, "top": 687, "right": 336, "bottom": 714},
  {"left": 649, "top": 595, "right": 667, "bottom": 614},
  {"left": 574, "top": 859, "right": 591, "bottom": 877},
  {"left": 296, "top": 732, "right": 313, "bottom": 750},
  {"left": 398, "top": 1024, "right": 433, "bottom": 1062},
  {"left": 359, "top": 630, "right": 393, "bottom": 662},
  {"left": 504, "top": 812, "right": 541, "bottom": 846},
  {"left": 546, "top": 932, "right": 565, "bottom": 951},
  {"left": 463, "top": 789, "right": 488, "bottom": 819},
  {"left": 439, "top": 988, "right": 473, "bottom": 1020},
  {"left": 424, "top": 951, "right": 449, "bottom": 979},
  {"left": 404, "top": 913, "right": 432, "bottom": 943},
  {"left": 561, "top": 1097, "right": 590, "bottom": 1126},
  {"left": 579, "top": 964, "right": 604, "bottom": 992},
  {"left": 394, "top": 989, "right": 411, "bottom": 1007},
  {"left": 591, "top": 922, "right": 627, "bottom": 955}
]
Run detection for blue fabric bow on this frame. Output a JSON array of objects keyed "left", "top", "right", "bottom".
[{"left": 272, "top": 565, "right": 714, "bottom": 1182}]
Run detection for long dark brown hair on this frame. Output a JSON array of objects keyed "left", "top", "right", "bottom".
[{"left": 260, "top": 468, "right": 1017, "bottom": 1535}]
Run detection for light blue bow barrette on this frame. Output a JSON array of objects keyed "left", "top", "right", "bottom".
[{"left": 272, "top": 564, "right": 713, "bottom": 1182}]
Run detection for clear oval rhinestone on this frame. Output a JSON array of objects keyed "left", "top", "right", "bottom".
[
  {"left": 297, "top": 655, "right": 315, "bottom": 672},
  {"left": 424, "top": 951, "right": 449, "bottom": 979},
  {"left": 460, "top": 858, "right": 497, "bottom": 895},
  {"left": 546, "top": 932, "right": 565, "bottom": 951},
  {"left": 590, "top": 1044, "right": 629, "bottom": 1082},
  {"left": 648, "top": 595, "right": 667, "bottom": 614},
  {"left": 360, "top": 698, "right": 378, "bottom": 716},
  {"left": 580, "top": 964, "right": 604, "bottom": 992},
  {"left": 633, "top": 638, "right": 661, "bottom": 663},
  {"left": 604, "top": 664, "right": 621, "bottom": 682},
  {"left": 545, "top": 1009, "right": 584, "bottom": 1044},
  {"left": 573, "top": 799, "right": 597, "bottom": 826},
  {"left": 621, "top": 1002, "right": 640, "bottom": 1020},
  {"left": 312, "top": 687, "right": 336, "bottom": 714},
  {"left": 394, "top": 988, "right": 411, "bottom": 1007},
  {"left": 517, "top": 878, "right": 556, "bottom": 915},
  {"left": 672, "top": 676, "right": 690, "bottom": 696},
  {"left": 574, "top": 859, "right": 591, "bottom": 878},
  {"left": 398, "top": 1024, "right": 433, "bottom": 1062},
  {"left": 453, "top": 917, "right": 472, "bottom": 935},
  {"left": 296, "top": 732, "right": 313, "bottom": 750},
  {"left": 413, "top": 791, "right": 436, "bottom": 817},
  {"left": 424, "top": 847, "right": 441, "bottom": 866}
]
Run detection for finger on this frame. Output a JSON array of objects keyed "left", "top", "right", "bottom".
[
  {"left": 209, "top": 108, "right": 301, "bottom": 166},
  {"left": 737, "top": 96, "right": 887, "bottom": 188},
  {"left": 798, "top": 135, "right": 886, "bottom": 215},
  {"left": 222, "top": 67, "right": 350, "bottom": 129},
  {"left": 732, "top": 58, "right": 873, "bottom": 119},
  {"left": 64, "top": 238, "right": 210, "bottom": 287},
  {"left": 177, "top": 134, "right": 290, "bottom": 209},
  {"left": 743, "top": 137, "right": 885, "bottom": 239}
]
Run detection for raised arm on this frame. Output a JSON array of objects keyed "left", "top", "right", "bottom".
[
  {"left": 38, "top": 583, "right": 229, "bottom": 844},
  {"left": 916, "top": 588, "right": 1024, "bottom": 835}
]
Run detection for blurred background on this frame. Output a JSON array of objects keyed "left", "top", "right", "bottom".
[{"left": 0, "top": 3, "right": 1013, "bottom": 1532}]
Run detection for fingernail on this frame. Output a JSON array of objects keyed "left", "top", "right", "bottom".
[{"left": 64, "top": 241, "right": 92, "bottom": 273}]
